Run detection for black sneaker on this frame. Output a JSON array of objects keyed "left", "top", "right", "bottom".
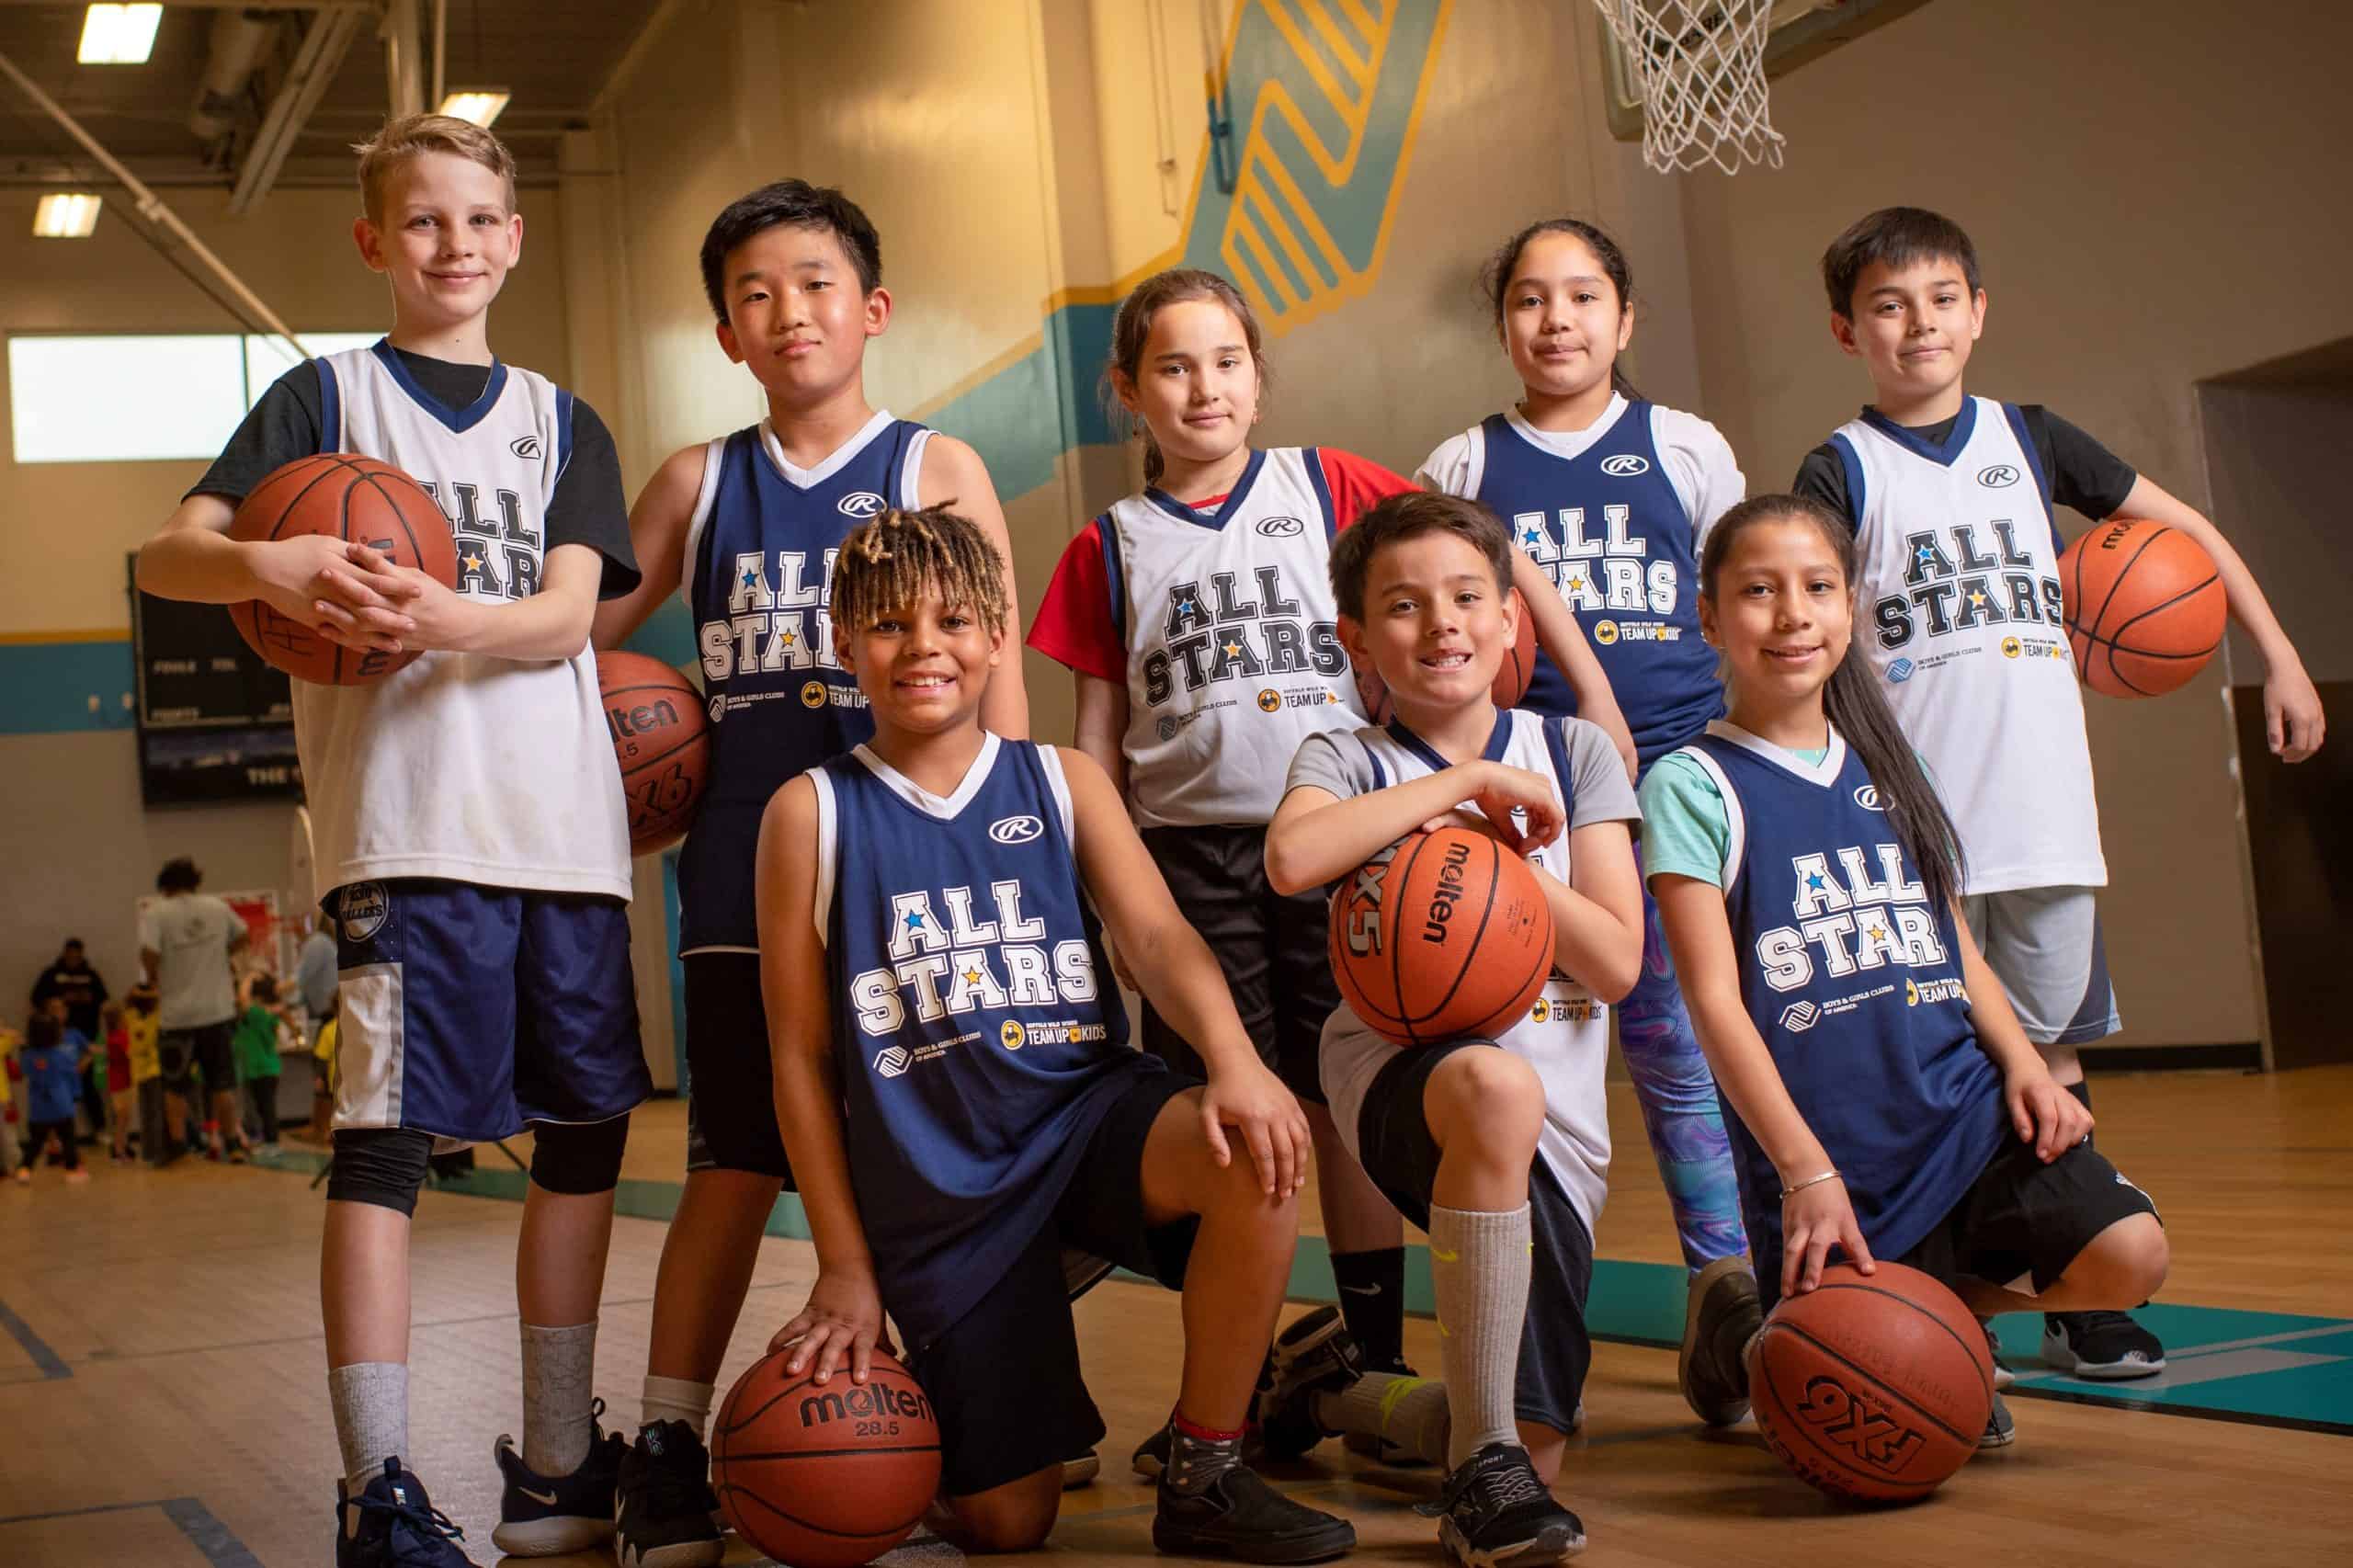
[
  {"left": 615, "top": 1420, "right": 723, "bottom": 1568},
  {"left": 1433, "top": 1442, "right": 1586, "bottom": 1567},
  {"left": 1153, "top": 1465, "right": 1357, "bottom": 1563},
  {"left": 1133, "top": 1420, "right": 1266, "bottom": 1480},
  {"left": 1062, "top": 1450, "right": 1101, "bottom": 1489},
  {"left": 1982, "top": 1320, "right": 2017, "bottom": 1392},
  {"left": 490, "top": 1400, "right": 624, "bottom": 1556},
  {"left": 336, "top": 1458, "right": 479, "bottom": 1568},
  {"left": 1679, "top": 1256, "right": 1762, "bottom": 1426},
  {"left": 1979, "top": 1392, "right": 2016, "bottom": 1450},
  {"left": 2042, "top": 1310, "right": 2165, "bottom": 1380},
  {"left": 1256, "top": 1305, "right": 1364, "bottom": 1460}
]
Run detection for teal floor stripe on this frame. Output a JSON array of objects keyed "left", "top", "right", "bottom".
[{"left": 249, "top": 1150, "right": 2350, "bottom": 1436}]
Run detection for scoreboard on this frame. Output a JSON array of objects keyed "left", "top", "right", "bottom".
[{"left": 126, "top": 554, "right": 302, "bottom": 806}]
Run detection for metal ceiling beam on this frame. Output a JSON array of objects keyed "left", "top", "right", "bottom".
[{"left": 230, "top": 5, "right": 363, "bottom": 212}]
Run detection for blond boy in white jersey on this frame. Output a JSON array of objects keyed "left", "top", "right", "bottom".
[
  {"left": 1795, "top": 205, "right": 2324, "bottom": 1385},
  {"left": 137, "top": 116, "right": 647, "bottom": 1568}
]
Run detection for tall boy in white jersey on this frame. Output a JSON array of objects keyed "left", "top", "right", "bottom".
[
  {"left": 1795, "top": 206, "right": 2325, "bottom": 1381},
  {"left": 590, "top": 178, "right": 1027, "bottom": 1568},
  {"left": 138, "top": 116, "right": 650, "bottom": 1568}
]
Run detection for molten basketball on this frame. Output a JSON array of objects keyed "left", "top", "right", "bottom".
[
  {"left": 227, "top": 454, "right": 458, "bottom": 685},
  {"left": 1748, "top": 1262, "right": 1995, "bottom": 1506},
  {"left": 596, "top": 651, "right": 710, "bottom": 855},
  {"left": 1354, "top": 589, "right": 1539, "bottom": 721},
  {"left": 2060, "top": 518, "right": 2225, "bottom": 698},
  {"left": 1328, "top": 824, "right": 1554, "bottom": 1047},
  {"left": 710, "top": 1347, "right": 941, "bottom": 1568}
]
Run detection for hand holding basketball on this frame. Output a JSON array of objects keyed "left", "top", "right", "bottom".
[
  {"left": 1449, "top": 761, "right": 1563, "bottom": 855},
  {"left": 246, "top": 531, "right": 416, "bottom": 655},
  {"left": 2004, "top": 1062, "right": 2092, "bottom": 1161},
  {"left": 323, "top": 540, "right": 474, "bottom": 653},
  {"left": 1199, "top": 1060, "right": 1309, "bottom": 1199},
  {"left": 1781, "top": 1173, "right": 1875, "bottom": 1300},
  {"left": 772, "top": 1267, "right": 892, "bottom": 1384}
]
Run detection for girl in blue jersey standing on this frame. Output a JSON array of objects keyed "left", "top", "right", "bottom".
[
  {"left": 1418, "top": 219, "right": 1756, "bottom": 1422},
  {"left": 1642, "top": 494, "right": 2169, "bottom": 1449}
]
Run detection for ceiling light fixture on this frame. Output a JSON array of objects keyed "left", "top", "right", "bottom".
[
  {"left": 436, "top": 89, "right": 511, "bottom": 129},
  {"left": 77, "top": 4, "right": 163, "bottom": 65},
  {"left": 33, "top": 192, "right": 104, "bottom": 238}
]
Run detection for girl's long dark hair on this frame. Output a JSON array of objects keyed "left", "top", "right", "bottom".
[
  {"left": 1103, "top": 268, "right": 1268, "bottom": 488},
  {"left": 1699, "top": 494, "right": 1967, "bottom": 913},
  {"left": 1482, "top": 217, "right": 1643, "bottom": 403}
]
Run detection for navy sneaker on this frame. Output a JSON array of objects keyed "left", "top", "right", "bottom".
[
  {"left": 1433, "top": 1442, "right": 1586, "bottom": 1566},
  {"left": 1153, "top": 1464, "right": 1358, "bottom": 1563},
  {"left": 335, "top": 1458, "right": 478, "bottom": 1568},
  {"left": 2043, "top": 1310, "right": 2165, "bottom": 1380},
  {"left": 615, "top": 1419, "right": 723, "bottom": 1568},
  {"left": 490, "top": 1400, "right": 625, "bottom": 1556}
]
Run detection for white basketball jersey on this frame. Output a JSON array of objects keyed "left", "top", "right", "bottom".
[
  {"left": 297, "top": 344, "right": 631, "bottom": 902},
  {"left": 1103, "top": 447, "right": 1363, "bottom": 828},
  {"left": 1831, "top": 397, "right": 2103, "bottom": 893},
  {"left": 1322, "top": 710, "right": 1613, "bottom": 1234}
]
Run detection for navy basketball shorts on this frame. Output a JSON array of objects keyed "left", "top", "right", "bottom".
[
  {"left": 1138, "top": 824, "right": 1334, "bottom": 1104},
  {"left": 681, "top": 952, "right": 793, "bottom": 1183},
  {"left": 1354, "top": 1040, "right": 1594, "bottom": 1437},
  {"left": 907, "top": 1064, "right": 1199, "bottom": 1498},
  {"left": 328, "top": 879, "right": 650, "bottom": 1142},
  {"left": 1895, "top": 1135, "right": 2161, "bottom": 1300}
]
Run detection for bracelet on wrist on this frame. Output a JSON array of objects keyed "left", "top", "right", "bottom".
[{"left": 1779, "top": 1168, "right": 1841, "bottom": 1200}]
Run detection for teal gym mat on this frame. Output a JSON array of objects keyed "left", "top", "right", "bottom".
[{"left": 254, "top": 1146, "right": 2352, "bottom": 1437}]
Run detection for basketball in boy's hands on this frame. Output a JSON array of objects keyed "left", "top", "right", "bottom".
[
  {"left": 227, "top": 454, "right": 457, "bottom": 685},
  {"left": 1328, "top": 824, "right": 1554, "bottom": 1047},
  {"left": 1748, "top": 1261, "right": 1995, "bottom": 1506},
  {"left": 2060, "top": 518, "right": 2225, "bottom": 698},
  {"left": 1353, "top": 588, "right": 1539, "bottom": 721},
  {"left": 595, "top": 651, "right": 710, "bottom": 855},
  {"left": 710, "top": 1346, "right": 941, "bottom": 1568}
]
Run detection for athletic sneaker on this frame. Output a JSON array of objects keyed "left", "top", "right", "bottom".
[
  {"left": 1062, "top": 1450, "right": 1100, "bottom": 1489},
  {"left": 2042, "top": 1310, "right": 2165, "bottom": 1380},
  {"left": 336, "top": 1458, "right": 480, "bottom": 1568},
  {"left": 614, "top": 1419, "right": 722, "bottom": 1568},
  {"left": 1434, "top": 1442, "right": 1586, "bottom": 1567},
  {"left": 490, "top": 1401, "right": 624, "bottom": 1556},
  {"left": 1982, "top": 1320, "right": 2017, "bottom": 1392},
  {"left": 1978, "top": 1392, "right": 2016, "bottom": 1450},
  {"left": 1679, "top": 1256, "right": 1762, "bottom": 1426},
  {"left": 1256, "top": 1305, "right": 1363, "bottom": 1460},
  {"left": 1152, "top": 1464, "right": 1357, "bottom": 1563}
]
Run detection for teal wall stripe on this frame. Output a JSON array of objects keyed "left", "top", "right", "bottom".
[{"left": 0, "top": 640, "right": 135, "bottom": 735}]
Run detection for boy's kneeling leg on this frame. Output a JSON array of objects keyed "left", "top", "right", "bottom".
[
  {"left": 2045, "top": 1212, "right": 2168, "bottom": 1312},
  {"left": 938, "top": 1469, "right": 1062, "bottom": 1554}
]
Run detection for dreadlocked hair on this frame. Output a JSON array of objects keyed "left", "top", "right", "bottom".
[{"left": 828, "top": 504, "right": 1009, "bottom": 634}]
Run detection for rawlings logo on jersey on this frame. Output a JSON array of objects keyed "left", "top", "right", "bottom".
[
  {"left": 837, "top": 491, "right": 887, "bottom": 518},
  {"left": 1140, "top": 566, "right": 1345, "bottom": 707},
  {"left": 1977, "top": 463, "right": 2019, "bottom": 488},
  {"left": 1873, "top": 523, "right": 2063, "bottom": 653},
  {"left": 1256, "top": 515, "right": 1304, "bottom": 537},
  {"left": 988, "top": 815, "right": 1043, "bottom": 845},
  {"left": 509, "top": 435, "right": 543, "bottom": 460},
  {"left": 1599, "top": 454, "right": 1651, "bottom": 477},
  {"left": 1852, "top": 785, "right": 1883, "bottom": 812}
]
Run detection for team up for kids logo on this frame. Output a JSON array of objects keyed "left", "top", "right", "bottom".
[
  {"left": 1758, "top": 843, "right": 1961, "bottom": 1034},
  {"left": 1874, "top": 523, "right": 2065, "bottom": 657},
  {"left": 1509, "top": 498, "right": 1684, "bottom": 647},
  {"left": 1142, "top": 567, "right": 1345, "bottom": 713}
]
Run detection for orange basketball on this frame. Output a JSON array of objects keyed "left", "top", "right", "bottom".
[
  {"left": 2060, "top": 518, "right": 2225, "bottom": 698},
  {"left": 1328, "top": 824, "right": 1554, "bottom": 1047},
  {"left": 710, "top": 1348, "right": 941, "bottom": 1568},
  {"left": 595, "top": 651, "right": 711, "bottom": 855},
  {"left": 227, "top": 454, "right": 458, "bottom": 685},
  {"left": 1748, "top": 1262, "right": 1995, "bottom": 1506},
  {"left": 1354, "top": 589, "right": 1539, "bottom": 722}
]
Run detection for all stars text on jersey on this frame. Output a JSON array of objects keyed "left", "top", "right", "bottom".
[
  {"left": 849, "top": 879, "right": 1102, "bottom": 1035},
  {"left": 700, "top": 548, "right": 848, "bottom": 682},
  {"left": 1513, "top": 505, "right": 1677, "bottom": 617},
  {"left": 1873, "top": 521, "right": 2063, "bottom": 651},
  {"left": 1143, "top": 565, "right": 1345, "bottom": 705},
  {"left": 1756, "top": 842, "right": 1951, "bottom": 993},
  {"left": 418, "top": 480, "right": 541, "bottom": 599}
]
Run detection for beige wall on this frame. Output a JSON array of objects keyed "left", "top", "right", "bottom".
[{"left": 1675, "top": 0, "right": 2353, "bottom": 1049}]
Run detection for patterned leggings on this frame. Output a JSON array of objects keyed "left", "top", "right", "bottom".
[{"left": 1619, "top": 888, "right": 1748, "bottom": 1272}]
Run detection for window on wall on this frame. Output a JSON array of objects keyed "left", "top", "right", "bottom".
[{"left": 7, "top": 331, "right": 382, "bottom": 463}]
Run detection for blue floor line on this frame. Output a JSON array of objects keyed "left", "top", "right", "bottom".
[
  {"left": 0, "top": 1497, "right": 262, "bottom": 1567},
  {"left": 0, "top": 1296, "right": 72, "bottom": 1380}
]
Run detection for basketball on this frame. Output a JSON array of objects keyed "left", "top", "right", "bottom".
[
  {"left": 1748, "top": 1262, "right": 1995, "bottom": 1506},
  {"left": 1353, "top": 588, "right": 1539, "bottom": 722},
  {"left": 710, "top": 1347, "right": 941, "bottom": 1568},
  {"left": 226, "top": 454, "right": 459, "bottom": 685},
  {"left": 595, "top": 651, "right": 711, "bottom": 855},
  {"left": 1328, "top": 824, "right": 1554, "bottom": 1047},
  {"left": 2059, "top": 518, "right": 2226, "bottom": 699}
]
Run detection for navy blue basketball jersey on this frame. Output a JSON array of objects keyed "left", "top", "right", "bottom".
[
  {"left": 1679, "top": 722, "right": 2006, "bottom": 1286},
  {"left": 812, "top": 735, "right": 1154, "bottom": 1347},
  {"left": 1476, "top": 406, "right": 1722, "bottom": 766},
  {"left": 676, "top": 412, "right": 926, "bottom": 952}
]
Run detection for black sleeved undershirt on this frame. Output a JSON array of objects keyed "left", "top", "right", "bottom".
[{"left": 1791, "top": 404, "right": 2139, "bottom": 530}]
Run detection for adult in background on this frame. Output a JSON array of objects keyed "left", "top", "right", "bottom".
[
  {"left": 296, "top": 913, "right": 338, "bottom": 1038},
  {"left": 31, "top": 937, "right": 108, "bottom": 1141},
  {"left": 139, "top": 858, "right": 249, "bottom": 1164}
]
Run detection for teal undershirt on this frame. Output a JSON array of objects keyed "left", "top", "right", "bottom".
[{"left": 1637, "top": 743, "right": 1831, "bottom": 890}]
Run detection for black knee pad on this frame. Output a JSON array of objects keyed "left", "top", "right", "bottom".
[
  {"left": 2065, "top": 1079, "right": 2093, "bottom": 1110},
  {"left": 529, "top": 1115, "right": 630, "bottom": 1195},
  {"left": 327, "top": 1127, "right": 436, "bottom": 1215}
]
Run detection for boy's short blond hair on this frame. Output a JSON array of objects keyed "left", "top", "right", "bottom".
[{"left": 354, "top": 113, "right": 517, "bottom": 222}]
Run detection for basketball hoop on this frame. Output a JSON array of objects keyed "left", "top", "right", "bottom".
[{"left": 1592, "top": 0, "right": 1787, "bottom": 175}]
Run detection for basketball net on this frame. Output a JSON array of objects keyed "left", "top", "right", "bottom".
[{"left": 1592, "top": 0, "right": 1787, "bottom": 175}]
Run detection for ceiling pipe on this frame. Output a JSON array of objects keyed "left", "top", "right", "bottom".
[
  {"left": 230, "top": 5, "right": 364, "bottom": 213},
  {"left": 188, "top": 8, "right": 278, "bottom": 141}
]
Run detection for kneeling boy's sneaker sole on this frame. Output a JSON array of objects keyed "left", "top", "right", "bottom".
[
  {"left": 616, "top": 1537, "right": 722, "bottom": 1568},
  {"left": 1438, "top": 1514, "right": 1586, "bottom": 1567},
  {"left": 1153, "top": 1469, "right": 1356, "bottom": 1565}
]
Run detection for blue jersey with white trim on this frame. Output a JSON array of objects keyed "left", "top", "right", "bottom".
[
  {"left": 1476, "top": 406, "right": 1722, "bottom": 766},
  {"left": 813, "top": 735, "right": 1153, "bottom": 1346},
  {"left": 677, "top": 415, "right": 923, "bottom": 951},
  {"left": 1681, "top": 722, "right": 2005, "bottom": 1274}
]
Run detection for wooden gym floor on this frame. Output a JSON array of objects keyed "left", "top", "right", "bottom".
[{"left": 2, "top": 1066, "right": 2347, "bottom": 1568}]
